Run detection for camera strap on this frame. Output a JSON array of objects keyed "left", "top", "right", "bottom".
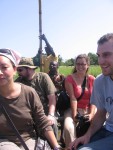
[
  {"left": 77, "top": 76, "right": 86, "bottom": 101},
  {"left": 0, "top": 102, "right": 29, "bottom": 150}
]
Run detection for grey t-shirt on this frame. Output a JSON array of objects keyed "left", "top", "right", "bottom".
[{"left": 91, "top": 74, "right": 113, "bottom": 132}]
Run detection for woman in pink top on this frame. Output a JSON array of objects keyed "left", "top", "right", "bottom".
[{"left": 63, "top": 54, "right": 96, "bottom": 148}]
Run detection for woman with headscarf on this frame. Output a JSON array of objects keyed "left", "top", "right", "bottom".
[{"left": 0, "top": 48, "right": 61, "bottom": 150}]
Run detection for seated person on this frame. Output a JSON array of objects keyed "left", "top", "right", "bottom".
[
  {"left": 0, "top": 48, "right": 61, "bottom": 150},
  {"left": 69, "top": 33, "right": 113, "bottom": 150},
  {"left": 15, "top": 57, "right": 59, "bottom": 140},
  {"left": 48, "top": 61, "right": 65, "bottom": 147},
  {"left": 48, "top": 61, "right": 65, "bottom": 92},
  {"left": 64, "top": 54, "right": 96, "bottom": 148}
]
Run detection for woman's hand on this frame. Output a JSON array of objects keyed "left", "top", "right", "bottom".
[
  {"left": 84, "top": 113, "right": 94, "bottom": 122},
  {"left": 47, "top": 114, "right": 55, "bottom": 125}
]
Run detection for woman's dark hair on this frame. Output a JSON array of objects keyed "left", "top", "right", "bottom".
[{"left": 72, "top": 54, "right": 90, "bottom": 73}]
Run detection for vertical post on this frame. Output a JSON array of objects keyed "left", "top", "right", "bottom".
[{"left": 38, "top": 0, "right": 42, "bottom": 71}]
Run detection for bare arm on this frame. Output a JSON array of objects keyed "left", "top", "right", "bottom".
[
  {"left": 88, "top": 104, "right": 97, "bottom": 120},
  {"left": 47, "top": 94, "right": 56, "bottom": 116},
  {"left": 71, "top": 108, "right": 106, "bottom": 149},
  {"left": 44, "top": 130, "right": 60, "bottom": 149},
  {"left": 90, "top": 105, "right": 96, "bottom": 115},
  {"left": 86, "top": 108, "right": 106, "bottom": 138},
  {"left": 85, "top": 104, "right": 97, "bottom": 121},
  {"left": 47, "top": 94, "right": 56, "bottom": 124},
  {"left": 65, "top": 79, "right": 77, "bottom": 120},
  {"left": 39, "top": 34, "right": 55, "bottom": 56}
]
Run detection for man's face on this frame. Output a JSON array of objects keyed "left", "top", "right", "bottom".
[
  {"left": 49, "top": 62, "right": 58, "bottom": 72},
  {"left": 17, "top": 67, "right": 29, "bottom": 78},
  {"left": 97, "top": 40, "right": 113, "bottom": 77}
]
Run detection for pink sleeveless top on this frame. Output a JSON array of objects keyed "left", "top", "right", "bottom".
[{"left": 65, "top": 75, "right": 95, "bottom": 109}]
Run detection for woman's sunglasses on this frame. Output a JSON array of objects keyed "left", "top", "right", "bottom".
[{"left": 0, "top": 49, "right": 12, "bottom": 55}]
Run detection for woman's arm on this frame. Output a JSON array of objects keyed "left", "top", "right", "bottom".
[
  {"left": 44, "top": 130, "right": 62, "bottom": 149},
  {"left": 88, "top": 104, "right": 97, "bottom": 120},
  {"left": 65, "top": 78, "right": 77, "bottom": 120},
  {"left": 85, "top": 104, "right": 97, "bottom": 121}
]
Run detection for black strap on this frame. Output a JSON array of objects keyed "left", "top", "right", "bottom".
[
  {"left": 77, "top": 76, "right": 86, "bottom": 101},
  {"left": 0, "top": 103, "right": 29, "bottom": 150}
]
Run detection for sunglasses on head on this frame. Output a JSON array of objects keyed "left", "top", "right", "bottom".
[
  {"left": 0, "top": 49, "right": 12, "bottom": 55},
  {"left": 0, "top": 49, "right": 16, "bottom": 62}
]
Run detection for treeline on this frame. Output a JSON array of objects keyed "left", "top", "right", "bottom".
[{"left": 58, "top": 52, "right": 98, "bottom": 66}]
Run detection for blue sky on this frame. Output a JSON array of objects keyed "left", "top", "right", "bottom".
[{"left": 0, "top": 0, "right": 113, "bottom": 61}]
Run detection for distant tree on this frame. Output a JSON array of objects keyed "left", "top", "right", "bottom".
[
  {"left": 65, "top": 58, "right": 74, "bottom": 66},
  {"left": 88, "top": 52, "right": 98, "bottom": 65},
  {"left": 58, "top": 55, "right": 63, "bottom": 65},
  {"left": 57, "top": 55, "right": 65, "bottom": 66},
  {"left": 33, "top": 53, "right": 40, "bottom": 66}
]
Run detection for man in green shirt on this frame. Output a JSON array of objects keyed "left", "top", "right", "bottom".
[{"left": 15, "top": 57, "right": 58, "bottom": 139}]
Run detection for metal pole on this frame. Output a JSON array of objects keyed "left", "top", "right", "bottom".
[{"left": 38, "top": 0, "right": 42, "bottom": 71}]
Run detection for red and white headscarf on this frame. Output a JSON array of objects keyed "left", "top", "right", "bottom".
[{"left": 0, "top": 48, "right": 21, "bottom": 66}]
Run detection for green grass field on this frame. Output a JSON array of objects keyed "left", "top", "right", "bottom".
[
  {"left": 59, "top": 65, "right": 102, "bottom": 77},
  {"left": 14, "top": 65, "right": 102, "bottom": 80}
]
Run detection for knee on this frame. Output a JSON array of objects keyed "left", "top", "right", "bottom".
[
  {"left": 0, "top": 141, "right": 20, "bottom": 150},
  {"left": 64, "top": 118, "right": 74, "bottom": 129}
]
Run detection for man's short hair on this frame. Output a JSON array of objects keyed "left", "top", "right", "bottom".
[{"left": 98, "top": 33, "right": 113, "bottom": 45}]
